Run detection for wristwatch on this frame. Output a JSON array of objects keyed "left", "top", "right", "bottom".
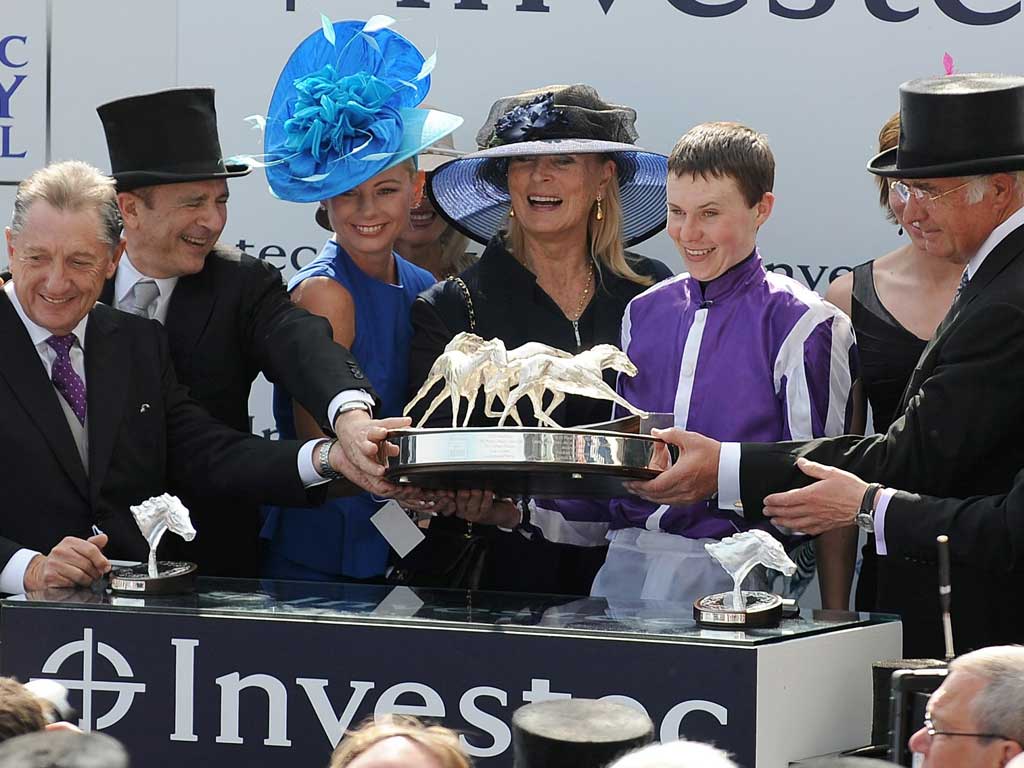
[
  {"left": 856, "top": 483, "right": 883, "bottom": 533},
  {"left": 316, "top": 439, "right": 344, "bottom": 481},
  {"left": 334, "top": 400, "right": 373, "bottom": 421}
]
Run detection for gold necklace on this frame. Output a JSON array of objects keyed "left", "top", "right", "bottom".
[{"left": 570, "top": 259, "right": 595, "bottom": 347}]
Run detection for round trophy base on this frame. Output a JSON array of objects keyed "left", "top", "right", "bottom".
[
  {"left": 109, "top": 562, "right": 198, "bottom": 595},
  {"left": 693, "top": 591, "right": 784, "bottom": 629},
  {"left": 384, "top": 427, "right": 662, "bottom": 497}
]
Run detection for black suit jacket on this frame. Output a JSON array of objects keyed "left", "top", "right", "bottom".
[
  {"left": 99, "top": 246, "right": 376, "bottom": 576},
  {"left": 736, "top": 221, "right": 1024, "bottom": 655},
  {"left": 0, "top": 294, "right": 313, "bottom": 574}
]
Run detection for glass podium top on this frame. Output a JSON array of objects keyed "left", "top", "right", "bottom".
[{"left": 5, "top": 578, "right": 898, "bottom": 647}]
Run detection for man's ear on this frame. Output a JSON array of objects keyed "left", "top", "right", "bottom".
[
  {"left": 754, "top": 191, "right": 775, "bottom": 227},
  {"left": 116, "top": 192, "right": 138, "bottom": 229}
]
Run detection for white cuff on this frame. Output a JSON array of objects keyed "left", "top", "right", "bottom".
[
  {"left": 873, "top": 487, "right": 896, "bottom": 556},
  {"left": 298, "top": 439, "right": 330, "bottom": 487},
  {"left": 717, "top": 442, "right": 743, "bottom": 515},
  {"left": 328, "top": 389, "right": 374, "bottom": 426},
  {"left": 1, "top": 548, "right": 42, "bottom": 595}
]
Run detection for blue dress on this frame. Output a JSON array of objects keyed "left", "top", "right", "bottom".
[{"left": 260, "top": 240, "right": 435, "bottom": 580}]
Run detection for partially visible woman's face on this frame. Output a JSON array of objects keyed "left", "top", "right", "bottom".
[
  {"left": 396, "top": 178, "right": 447, "bottom": 249},
  {"left": 346, "top": 737, "right": 445, "bottom": 768},
  {"left": 506, "top": 154, "right": 614, "bottom": 242},
  {"left": 325, "top": 165, "right": 417, "bottom": 258}
]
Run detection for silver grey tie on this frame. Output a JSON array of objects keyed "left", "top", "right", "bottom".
[{"left": 125, "top": 279, "right": 160, "bottom": 319}]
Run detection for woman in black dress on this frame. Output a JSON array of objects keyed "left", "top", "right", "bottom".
[
  {"left": 825, "top": 113, "right": 962, "bottom": 610},
  {"left": 405, "top": 85, "right": 672, "bottom": 596}
]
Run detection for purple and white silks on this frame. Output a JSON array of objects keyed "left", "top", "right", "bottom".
[{"left": 529, "top": 250, "right": 859, "bottom": 546}]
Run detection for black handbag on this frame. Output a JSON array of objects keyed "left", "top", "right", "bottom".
[{"left": 389, "top": 277, "right": 493, "bottom": 590}]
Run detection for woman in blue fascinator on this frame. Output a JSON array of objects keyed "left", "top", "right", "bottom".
[{"left": 258, "top": 18, "right": 462, "bottom": 582}]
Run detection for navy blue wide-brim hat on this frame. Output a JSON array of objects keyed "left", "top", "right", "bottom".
[
  {"left": 868, "top": 73, "right": 1024, "bottom": 178},
  {"left": 427, "top": 84, "right": 667, "bottom": 247},
  {"left": 264, "top": 18, "right": 462, "bottom": 209}
]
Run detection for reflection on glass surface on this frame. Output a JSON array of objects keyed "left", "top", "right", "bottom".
[{"left": 7, "top": 578, "right": 898, "bottom": 646}]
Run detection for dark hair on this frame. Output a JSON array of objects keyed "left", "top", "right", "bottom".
[
  {"left": 876, "top": 112, "right": 901, "bottom": 223},
  {"left": 0, "top": 678, "right": 47, "bottom": 743},
  {"left": 668, "top": 122, "right": 774, "bottom": 207}
]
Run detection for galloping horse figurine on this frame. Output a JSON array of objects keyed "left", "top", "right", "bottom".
[
  {"left": 129, "top": 493, "right": 197, "bottom": 577},
  {"left": 404, "top": 332, "right": 508, "bottom": 427},
  {"left": 497, "top": 344, "right": 650, "bottom": 428},
  {"left": 482, "top": 341, "right": 573, "bottom": 426},
  {"left": 705, "top": 530, "right": 796, "bottom": 610}
]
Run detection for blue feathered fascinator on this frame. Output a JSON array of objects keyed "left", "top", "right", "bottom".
[{"left": 264, "top": 17, "right": 462, "bottom": 203}]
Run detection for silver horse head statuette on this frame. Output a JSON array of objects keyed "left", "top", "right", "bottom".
[
  {"left": 705, "top": 530, "right": 796, "bottom": 610},
  {"left": 129, "top": 493, "right": 197, "bottom": 577}
]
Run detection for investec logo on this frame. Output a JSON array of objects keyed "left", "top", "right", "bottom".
[
  {"left": 31, "top": 631, "right": 729, "bottom": 755},
  {"left": 31, "top": 628, "right": 146, "bottom": 731}
]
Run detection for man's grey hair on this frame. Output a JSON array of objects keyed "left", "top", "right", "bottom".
[
  {"left": 950, "top": 645, "right": 1024, "bottom": 744},
  {"left": 10, "top": 160, "right": 122, "bottom": 248},
  {"left": 965, "top": 171, "right": 1024, "bottom": 204},
  {"left": 609, "top": 740, "right": 738, "bottom": 768}
]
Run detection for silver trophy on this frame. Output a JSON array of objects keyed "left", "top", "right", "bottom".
[
  {"left": 109, "top": 493, "right": 199, "bottom": 594},
  {"left": 693, "top": 530, "right": 797, "bottom": 629},
  {"left": 386, "top": 333, "right": 669, "bottom": 497}
]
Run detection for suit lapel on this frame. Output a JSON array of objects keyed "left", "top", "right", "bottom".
[
  {"left": 99, "top": 275, "right": 115, "bottom": 306},
  {"left": 0, "top": 294, "right": 90, "bottom": 499},
  {"left": 897, "top": 221, "right": 1024, "bottom": 411},
  {"left": 164, "top": 259, "right": 218, "bottom": 354},
  {"left": 84, "top": 305, "right": 130, "bottom": 504}
]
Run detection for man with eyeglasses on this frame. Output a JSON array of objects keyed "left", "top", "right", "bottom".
[
  {"left": 907, "top": 646, "right": 1024, "bottom": 767},
  {"left": 623, "top": 73, "right": 1024, "bottom": 657}
]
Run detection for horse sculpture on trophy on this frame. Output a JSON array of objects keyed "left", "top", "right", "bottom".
[{"left": 389, "top": 333, "right": 666, "bottom": 498}]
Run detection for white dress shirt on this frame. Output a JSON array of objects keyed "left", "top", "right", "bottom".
[{"left": 716, "top": 203, "right": 1024, "bottom": 549}]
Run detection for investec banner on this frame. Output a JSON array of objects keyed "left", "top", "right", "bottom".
[
  {"left": 2, "top": 0, "right": 1019, "bottom": 431},
  {"left": 3, "top": 605, "right": 754, "bottom": 767},
  {"left": 0, "top": 3, "right": 47, "bottom": 184}
]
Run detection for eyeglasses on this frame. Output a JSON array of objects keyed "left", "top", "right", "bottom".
[
  {"left": 923, "top": 716, "right": 1010, "bottom": 741},
  {"left": 890, "top": 180, "right": 971, "bottom": 205}
]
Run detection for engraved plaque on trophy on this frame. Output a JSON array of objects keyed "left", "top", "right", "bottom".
[
  {"left": 109, "top": 493, "right": 199, "bottom": 594},
  {"left": 384, "top": 333, "right": 672, "bottom": 497},
  {"left": 693, "top": 530, "right": 797, "bottom": 629}
]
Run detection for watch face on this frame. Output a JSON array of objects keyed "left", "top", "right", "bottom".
[{"left": 856, "top": 512, "right": 875, "bottom": 533}]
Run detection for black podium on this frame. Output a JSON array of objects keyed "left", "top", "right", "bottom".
[{"left": 0, "top": 580, "right": 900, "bottom": 767}]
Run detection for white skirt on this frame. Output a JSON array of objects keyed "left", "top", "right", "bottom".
[{"left": 591, "top": 527, "right": 768, "bottom": 604}]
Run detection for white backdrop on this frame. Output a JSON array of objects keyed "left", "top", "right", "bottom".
[{"left": 2, "top": 0, "right": 1021, "bottom": 434}]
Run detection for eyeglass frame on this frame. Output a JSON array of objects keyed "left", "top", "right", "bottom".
[
  {"left": 923, "top": 716, "right": 1012, "bottom": 742},
  {"left": 890, "top": 179, "right": 972, "bottom": 205}
]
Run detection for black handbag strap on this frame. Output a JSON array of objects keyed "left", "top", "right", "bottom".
[{"left": 447, "top": 276, "right": 476, "bottom": 331}]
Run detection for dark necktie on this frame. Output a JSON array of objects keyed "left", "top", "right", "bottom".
[{"left": 46, "top": 334, "right": 87, "bottom": 425}]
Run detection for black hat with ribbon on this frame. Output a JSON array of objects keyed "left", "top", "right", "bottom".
[
  {"left": 869, "top": 73, "right": 1024, "bottom": 179},
  {"left": 98, "top": 87, "right": 251, "bottom": 191}
]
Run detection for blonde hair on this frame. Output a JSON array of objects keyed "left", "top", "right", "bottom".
[
  {"left": 876, "top": 112, "right": 901, "bottom": 223},
  {"left": 329, "top": 716, "right": 471, "bottom": 768},
  {"left": 439, "top": 227, "right": 474, "bottom": 277},
  {"left": 11, "top": 160, "right": 121, "bottom": 247},
  {"left": 507, "top": 168, "right": 652, "bottom": 286}
]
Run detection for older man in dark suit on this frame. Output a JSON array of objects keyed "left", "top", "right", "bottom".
[
  {"left": 92, "top": 88, "right": 414, "bottom": 576},
  {"left": 0, "top": 160, "right": 385, "bottom": 593},
  {"left": 626, "top": 73, "right": 1024, "bottom": 656}
]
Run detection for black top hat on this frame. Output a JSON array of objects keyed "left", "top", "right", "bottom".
[
  {"left": 97, "top": 87, "right": 251, "bottom": 191},
  {"left": 869, "top": 73, "right": 1024, "bottom": 178},
  {"left": 511, "top": 699, "right": 654, "bottom": 768}
]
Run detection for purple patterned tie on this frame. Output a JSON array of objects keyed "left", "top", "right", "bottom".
[{"left": 46, "top": 334, "right": 87, "bottom": 425}]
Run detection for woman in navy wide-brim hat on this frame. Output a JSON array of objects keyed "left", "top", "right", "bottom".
[{"left": 259, "top": 18, "right": 461, "bottom": 582}]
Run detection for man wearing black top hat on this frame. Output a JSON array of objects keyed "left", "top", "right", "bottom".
[
  {"left": 94, "top": 88, "right": 410, "bottom": 577},
  {"left": 626, "top": 73, "right": 1024, "bottom": 656}
]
